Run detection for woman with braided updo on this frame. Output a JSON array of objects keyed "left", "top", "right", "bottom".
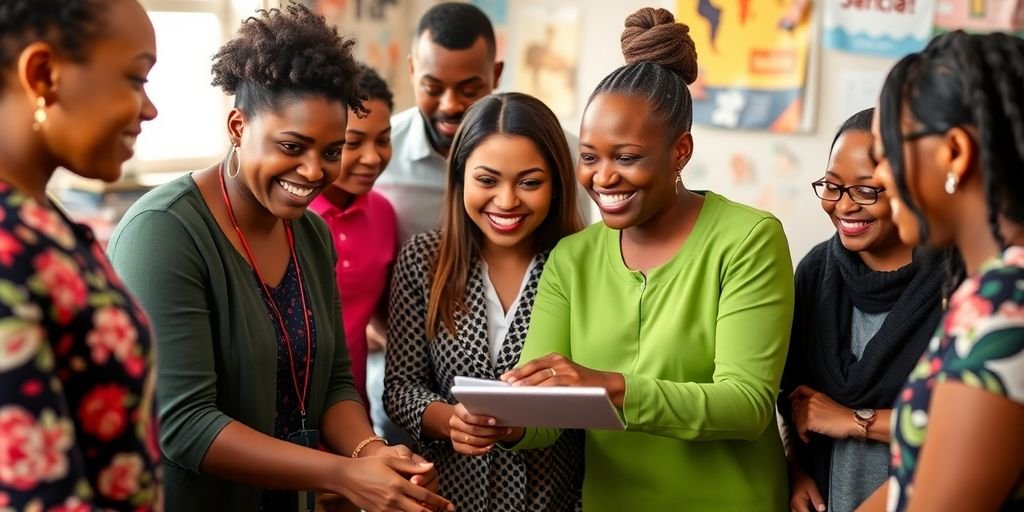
[
  {"left": 463, "top": 7, "right": 793, "bottom": 510},
  {"left": 108, "top": 5, "right": 452, "bottom": 512},
  {"left": 853, "top": 30, "right": 1024, "bottom": 512}
]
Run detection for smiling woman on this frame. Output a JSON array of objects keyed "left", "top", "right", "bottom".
[
  {"left": 383, "top": 92, "right": 585, "bottom": 511},
  {"left": 779, "top": 108, "right": 945, "bottom": 512},
  {"left": 498, "top": 8, "right": 795, "bottom": 511},
  {"left": 0, "top": 1, "right": 161, "bottom": 510},
  {"left": 105, "top": 4, "right": 453, "bottom": 512}
]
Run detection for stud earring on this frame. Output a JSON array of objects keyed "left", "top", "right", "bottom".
[
  {"left": 227, "top": 145, "right": 241, "bottom": 178},
  {"left": 944, "top": 172, "right": 959, "bottom": 195},
  {"left": 31, "top": 96, "right": 46, "bottom": 132}
]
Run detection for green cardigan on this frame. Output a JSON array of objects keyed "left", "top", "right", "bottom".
[
  {"left": 108, "top": 175, "right": 359, "bottom": 512},
  {"left": 513, "top": 192, "right": 794, "bottom": 511}
]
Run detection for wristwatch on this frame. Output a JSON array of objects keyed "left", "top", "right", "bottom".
[{"left": 853, "top": 408, "right": 877, "bottom": 441}]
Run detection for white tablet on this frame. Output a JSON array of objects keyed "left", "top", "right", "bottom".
[{"left": 451, "top": 376, "right": 626, "bottom": 430}]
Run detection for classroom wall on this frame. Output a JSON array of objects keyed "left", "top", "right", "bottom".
[
  {"left": 501, "top": 0, "right": 898, "bottom": 263},
  {"left": 323, "top": 0, "right": 903, "bottom": 263}
]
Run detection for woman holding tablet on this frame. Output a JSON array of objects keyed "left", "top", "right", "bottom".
[{"left": 384, "top": 92, "right": 585, "bottom": 511}]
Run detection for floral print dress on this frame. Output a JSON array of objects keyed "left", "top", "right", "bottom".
[
  {"left": 888, "top": 246, "right": 1024, "bottom": 511},
  {"left": 0, "top": 182, "right": 159, "bottom": 511}
]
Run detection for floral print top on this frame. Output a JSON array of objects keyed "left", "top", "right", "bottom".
[
  {"left": 888, "top": 246, "right": 1024, "bottom": 511},
  {"left": 0, "top": 182, "right": 159, "bottom": 511}
]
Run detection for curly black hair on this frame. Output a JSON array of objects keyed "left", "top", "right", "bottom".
[
  {"left": 0, "top": 0, "right": 108, "bottom": 88},
  {"left": 356, "top": 64, "right": 393, "bottom": 112},
  {"left": 211, "top": 2, "right": 365, "bottom": 118}
]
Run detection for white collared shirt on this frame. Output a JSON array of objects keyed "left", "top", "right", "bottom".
[
  {"left": 479, "top": 256, "right": 539, "bottom": 365},
  {"left": 374, "top": 107, "right": 449, "bottom": 244}
]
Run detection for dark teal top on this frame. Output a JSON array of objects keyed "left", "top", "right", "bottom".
[{"left": 108, "top": 174, "right": 359, "bottom": 512}]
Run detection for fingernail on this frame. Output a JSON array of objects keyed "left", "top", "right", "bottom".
[
  {"left": 487, "top": 418, "right": 496, "bottom": 426},
  {"left": 505, "top": 377, "right": 516, "bottom": 383},
  {"left": 418, "top": 462, "right": 433, "bottom": 467},
  {"left": 817, "top": 505, "right": 825, "bottom": 511}
]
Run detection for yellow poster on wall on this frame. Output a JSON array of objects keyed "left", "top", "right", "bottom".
[{"left": 676, "top": 0, "right": 813, "bottom": 132}]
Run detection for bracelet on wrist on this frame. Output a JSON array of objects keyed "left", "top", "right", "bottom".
[{"left": 351, "top": 435, "right": 387, "bottom": 458}]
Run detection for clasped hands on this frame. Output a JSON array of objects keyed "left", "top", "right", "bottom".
[
  {"left": 359, "top": 442, "right": 439, "bottom": 491},
  {"left": 339, "top": 441, "right": 454, "bottom": 512}
]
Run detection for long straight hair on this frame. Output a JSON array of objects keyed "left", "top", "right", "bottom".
[{"left": 425, "top": 92, "right": 584, "bottom": 339}]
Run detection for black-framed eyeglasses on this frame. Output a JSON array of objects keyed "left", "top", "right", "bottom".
[{"left": 811, "top": 180, "right": 886, "bottom": 205}]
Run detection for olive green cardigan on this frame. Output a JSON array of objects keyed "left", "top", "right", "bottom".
[{"left": 108, "top": 175, "right": 359, "bottom": 512}]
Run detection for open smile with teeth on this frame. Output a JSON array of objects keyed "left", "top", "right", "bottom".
[
  {"left": 840, "top": 219, "right": 873, "bottom": 230},
  {"left": 277, "top": 179, "right": 315, "bottom": 198},
  {"left": 838, "top": 218, "right": 875, "bottom": 235},
  {"left": 487, "top": 214, "right": 524, "bottom": 227},
  {"left": 597, "top": 192, "right": 636, "bottom": 207},
  {"left": 122, "top": 134, "right": 137, "bottom": 148}
]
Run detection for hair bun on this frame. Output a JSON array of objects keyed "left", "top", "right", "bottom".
[{"left": 620, "top": 7, "right": 698, "bottom": 84}]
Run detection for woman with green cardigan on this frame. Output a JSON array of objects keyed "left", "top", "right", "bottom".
[
  {"left": 452, "top": 8, "right": 794, "bottom": 511},
  {"left": 108, "top": 5, "right": 451, "bottom": 512}
]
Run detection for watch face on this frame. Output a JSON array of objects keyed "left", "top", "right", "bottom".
[{"left": 855, "top": 409, "right": 876, "bottom": 420}]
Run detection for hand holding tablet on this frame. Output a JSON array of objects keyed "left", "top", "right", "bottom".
[{"left": 451, "top": 376, "right": 626, "bottom": 430}]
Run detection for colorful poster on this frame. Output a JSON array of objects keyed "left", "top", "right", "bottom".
[
  {"left": 823, "top": 0, "right": 936, "bottom": 58},
  {"left": 677, "top": 0, "right": 814, "bottom": 133},
  {"left": 934, "top": 0, "right": 1024, "bottom": 33},
  {"left": 511, "top": 7, "right": 580, "bottom": 119}
]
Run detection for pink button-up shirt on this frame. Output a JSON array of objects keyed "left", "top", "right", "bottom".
[{"left": 310, "top": 191, "right": 397, "bottom": 406}]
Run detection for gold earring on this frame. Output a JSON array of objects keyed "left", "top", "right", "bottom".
[
  {"left": 227, "top": 145, "right": 241, "bottom": 178},
  {"left": 944, "top": 172, "right": 959, "bottom": 194},
  {"left": 31, "top": 96, "right": 47, "bottom": 132},
  {"left": 674, "top": 170, "right": 683, "bottom": 195}
]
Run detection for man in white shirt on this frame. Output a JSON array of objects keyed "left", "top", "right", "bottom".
[
  {"left": 374, "top": 2, "right": 504, "bottom": 244},
  {"left": 369, "top": 2, "right": 503, "bottom": 445}
]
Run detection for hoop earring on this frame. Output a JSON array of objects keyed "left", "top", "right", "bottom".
[
  {"left": 31, "top": 96, "right": 47, "bottom": 132},
  {"left": 227, "top": 145, "right": 241, "bottom": 178},
  {"left": 944, "top": 172, "right": 959, "bottom": 195}
]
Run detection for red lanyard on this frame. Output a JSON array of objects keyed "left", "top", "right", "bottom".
[{"left": 218, "top": 167, "right": 312, "bottom": 419}]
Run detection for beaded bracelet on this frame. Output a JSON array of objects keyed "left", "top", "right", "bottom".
[{"left": 351, "top": 435, "right": 388, "bottom": 458}]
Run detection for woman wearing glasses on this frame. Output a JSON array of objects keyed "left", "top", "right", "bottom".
[{"left": 779, "top": 108, "right": 945, "bottom": 512}]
